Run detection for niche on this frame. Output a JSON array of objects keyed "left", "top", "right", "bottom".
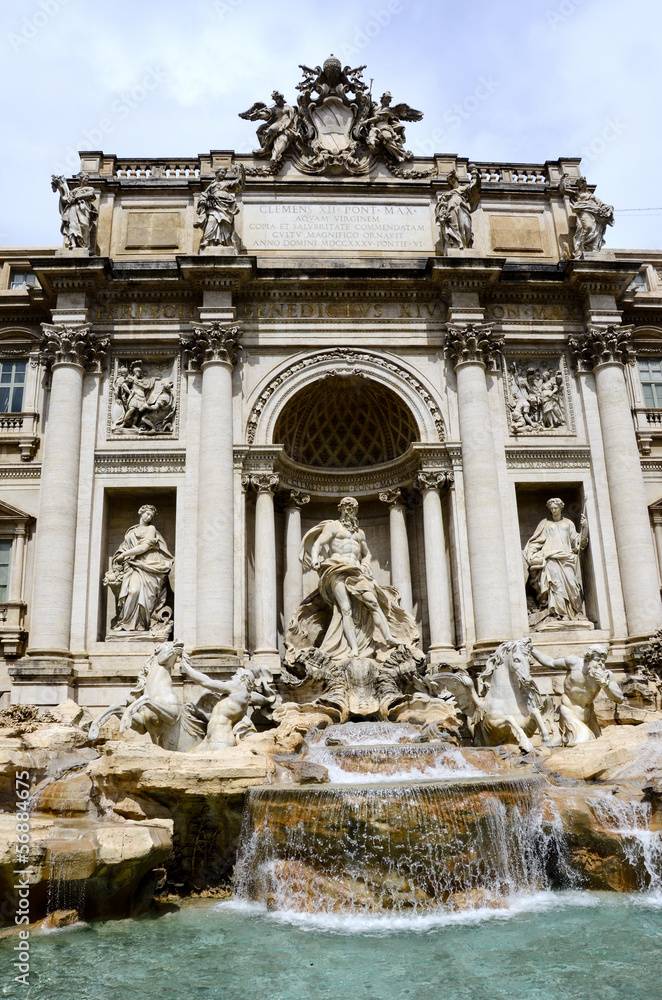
[
  {"left": 515, "top": 483, "right": 598, "bottom": 630},
  {"left": 99, "top": 489, "right": 176, "bottom": 641}
]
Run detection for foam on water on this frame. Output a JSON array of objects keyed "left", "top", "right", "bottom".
[
  {"left": 306, "top": 721, "right": 424, "bottom": 746},
  {"left": 216, "top": 889, "right": 603, "bottom": 935},
  {"left": 304, "top": 743, "right": 484, "bottom": 784}
]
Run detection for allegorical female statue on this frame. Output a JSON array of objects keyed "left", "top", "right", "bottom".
[
  {"left": 435, "top": 166, "right": 481, "bottom": 252},
  {"left": 523, "top": 497, "right": 589, "bottom": 629},
  {"left": 194, "top": 163, "right": 245, "bottom": 250},
  {"left": 51, "top": 172, "right": 98, "bottom": 251},
  {"left": 104, "top": 505, "right": 174, "bottom": 639}
]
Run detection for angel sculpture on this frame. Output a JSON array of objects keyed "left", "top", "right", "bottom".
[
  {"left": 194, "top": 163, "right": 245, "bottom": 250},
  {"left": 238, "top": 91, "right": 300, "bottom": 165},
  {"left": 435, "top": 167, "right": 481, "bottom": 252},
  {"left": 363, "top": 91, "right": 423, "bottom": 163}
]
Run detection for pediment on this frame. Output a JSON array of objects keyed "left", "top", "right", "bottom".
[{"left": 0, "top": 500, "right": 33, "bottom": 522}]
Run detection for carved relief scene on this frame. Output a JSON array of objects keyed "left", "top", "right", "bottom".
[
  {"left": 109, "top": 356, "right": 178, "bottom": 437},
  {"left": 504, "top": 358, "right": 571, "bottom": 435}
]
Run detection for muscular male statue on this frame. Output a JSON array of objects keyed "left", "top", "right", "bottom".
[
  {"left": 530, "top": 643, "right": 624, "bottom": 744},
  {"left": 295, "top": 497, "right": 416, "bottom": 661}
]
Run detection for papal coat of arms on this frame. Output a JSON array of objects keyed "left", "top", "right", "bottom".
[{"left": 239, "top": 54, "right": 425, "bottom": 176}]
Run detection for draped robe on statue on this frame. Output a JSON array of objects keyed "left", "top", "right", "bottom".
[
  {"left": 285, "top": 521, "right": 419, "bottom": 661},
  {"left": 523, "top": 516, "right": 586, "bottom": 622},
  {"left": 110, "top": 523, "right": 174, "bottom": 632}
]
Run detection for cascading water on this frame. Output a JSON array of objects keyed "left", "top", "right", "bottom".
[
  {"left": 233, "top": 775, "right": 559, "bottom": 914},
  {"left": 589, "top": 795, "right": 662, "bottom": 890}
]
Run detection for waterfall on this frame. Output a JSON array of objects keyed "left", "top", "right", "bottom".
[
  {"left": 234, "top": 776, "right": 556, "bottom": 914},
  {"left": 589, "top": 796, "right": 662, "bottom": 891},
  {"left": 45, "top": 848, "right": 87, "bottom": 916},
  {"left": 303, "top": 744, "right": 484, "bottom": 784}
]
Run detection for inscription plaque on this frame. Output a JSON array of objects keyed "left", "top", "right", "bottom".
[{"left": 241, "top": 202, "right": 434, "bottom": 252}]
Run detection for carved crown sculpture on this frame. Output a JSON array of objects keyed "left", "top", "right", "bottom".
[
  {"left": 568, "top": 325, "right": 635, "bottom": 371},
  {"left": 180, "top": 324, "right": 242, "bottom": 370},
  {"left": 444, "top": 324, "right": 504, "bottom": 370},
  {"left": 39, "top": 323, "right": 109, "bottom": 373}
]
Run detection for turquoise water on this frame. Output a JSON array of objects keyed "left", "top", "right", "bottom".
[{"left": 1, "top": 892, "right": 661, "bottom": 1000}]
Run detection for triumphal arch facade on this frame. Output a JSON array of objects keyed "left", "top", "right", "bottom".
[{"left": 2, "top": 55, "right": 662, "bottom": 711}]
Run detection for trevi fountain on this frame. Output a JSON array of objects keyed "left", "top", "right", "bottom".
[{"left": 0, "top": 55, "right": 661, "bottom": 1000}]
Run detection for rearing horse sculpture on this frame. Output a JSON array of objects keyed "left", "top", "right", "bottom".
[
  {"left": 454, "top": 638, "right": 552, "bottom": 753},
  {"left": 88, "top": 640, "right": 206, "bottom": 751}
]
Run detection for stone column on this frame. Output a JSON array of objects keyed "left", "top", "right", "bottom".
[
  {"left": 244, "top": 473, "right": 279, "bottom": 657},
  {"left": 570, "top": 325, "right": 662, "bottom": 637},
  {"left": 181, "top": 324, "right": 242, "bottom": 655},
  {"left": 28, "top": 324, "right": 108, "bottom": 656},
  {"left": 415, "top": 472, "right": 454, "bottom": 649},
  {"left": 651, "top": 511, "right": 662, "bottom": 585},
  {"left": 283, "top": 490, "right": 310, "bottom": 631},
  {"left": 379, "top": 489, "right": 413, "bottom": 614},
  {"left": 8, "top": 525, "right": 26, "bottom": 605},
  {"left": 445, "top": 325, "right": 512, "bottom": 647}
]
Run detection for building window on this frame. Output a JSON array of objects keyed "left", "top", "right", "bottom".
[
  {"left": 0, "top": 540, "right": 11, "bottom": 602},
  {"left": 9, "top": 271, "right": 37, "bottom": 290},
  {"left": 0, "top": 362, "right": 26, "bottom": 413},
  {"left": 638, "top": 359, "right": 662, "bottom": 408}
]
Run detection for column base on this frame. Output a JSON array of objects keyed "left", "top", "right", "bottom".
[
  {"left": 9, "top": 657, "right": 75, "bottom": 706},
  {"left": 250, "top": 649, "right": 281, "bottom": 672},
  {"left": 469, "top": 638, "right": 512, "bottom": 668},
  {"left": 189, "top": 650, "right": 243, "bottom": 676},
  {"left": 427, "top": 644, "right": 462, "bottom": 667}
]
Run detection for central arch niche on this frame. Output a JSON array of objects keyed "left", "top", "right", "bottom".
[{"left": 273, "top": 375, "right": 418, "bottom": 469}]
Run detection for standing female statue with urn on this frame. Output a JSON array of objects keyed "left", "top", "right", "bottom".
[
  {"left": 104, "top": 504, "right": 174, "bottom": 638},
  {"left": 523, "top": 497, "right": 589, "bottom": 628}
]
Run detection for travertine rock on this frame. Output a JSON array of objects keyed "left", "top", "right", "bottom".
[
  {"left": 543, "top": 721, "right": 662, "bottom": 783},
  {"left": 0, "top": 813, "right": 172, "bottom": 925}
]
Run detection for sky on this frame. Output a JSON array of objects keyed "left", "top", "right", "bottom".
[{"left": 2, "top": 0, "right": 661, "bottom": 249}]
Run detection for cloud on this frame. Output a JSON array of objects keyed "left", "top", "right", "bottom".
[{"left": 2, "top": 0, "right": 661, "bottom": 248}]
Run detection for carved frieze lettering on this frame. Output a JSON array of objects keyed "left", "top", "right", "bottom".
[{"left": 239, "top": 299, "right": 443, "bottom": 320}]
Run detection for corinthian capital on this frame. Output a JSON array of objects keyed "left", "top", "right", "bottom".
[
  {"left": 39, "top": 323, "right": 109, "bottom": 373},
  {"left": 379, "top": 488, "right": 406, "bottom": 508},
  {"left": 242, "top": 472, "right": 280, "bottom": 494},
  {"left": 568, "top": 325, "right": 635, "bottom": 371},
  {"left": 444, "top": 324, "right": 503, "bottom": 370},
  {"left": 415, "top": 470, "right": 454, "bottom": 491},
  {"left": 181, "top": 323, "right": 242, "bottom": 370}
]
